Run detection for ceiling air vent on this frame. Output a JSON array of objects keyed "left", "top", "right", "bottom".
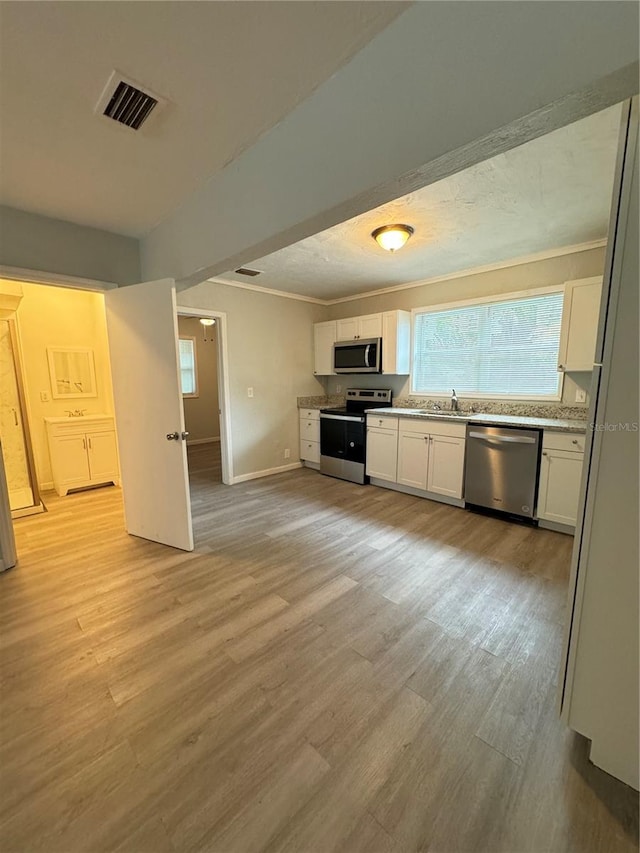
[
  {"left": 95, "top": 71, "right": 165, "bottom": 131},
  {"left": 235, "top": 268, "right": 262, "bottom": 277}
]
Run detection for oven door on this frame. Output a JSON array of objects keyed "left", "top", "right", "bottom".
[
  {"left": 333, "top": 338, "right": 381, "bottom": 373},
  {"left": 320, "top": 413, "right": 367, "bottom": 484}
]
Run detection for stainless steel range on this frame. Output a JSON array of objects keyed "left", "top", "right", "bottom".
[{"left": 320, "top": 388, "right": 392, "bottom": 484}]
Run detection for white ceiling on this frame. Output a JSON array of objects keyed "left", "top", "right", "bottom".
[
  {"left": 0, "top": 1, "right": 406, "bottom": 237},
  {"left": 222, "top": 105, "right": 622, "bottom": 300}
]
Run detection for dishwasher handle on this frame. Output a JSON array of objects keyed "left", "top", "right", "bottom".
[{"left": 468, "top": 431, "right": 537, "bottom": 444}]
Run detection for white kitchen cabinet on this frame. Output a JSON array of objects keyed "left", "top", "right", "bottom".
[
  {"left": 558, "top": 277, "right": 603, "bottom": 372},
  {"left": 336, "top": 313, "right": 383, "bottom": 341},
  {"left": 382, "top": 310, "right": 411, "bottom": 374},
  {"left": 428, "top": 434, "right": 466, "bottom": 498},
  {"left": 397, "top": 419, "right": 466, "bottom": 498},
  {"left": 397, "top": 430, "right": 429, "bottom": 489},
  {"left": 537, "top": 431, "right": 585, "bottom": 527},
  {"left": 365, "top": 415, "right": 398, "bottom": 482},
  {"left": 45, "top": 415, "right": 119, "bottom": 496},
  {"left": 299, "top": 409, "right": 320, "bottom": 466},
  {"left": 313, "top": 321, "right": 337, "bottom": 375}
]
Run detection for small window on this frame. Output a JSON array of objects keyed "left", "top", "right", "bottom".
[
  {"left": 179, "top": 337, "right": 198, "bottom": 397},
  {"left": 412, "top": 289, "right": 564, "bottom": 399}
]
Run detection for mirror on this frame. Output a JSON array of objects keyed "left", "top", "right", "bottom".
[{"left": 47, "top": 347, "right": 97, "bottom": 398}]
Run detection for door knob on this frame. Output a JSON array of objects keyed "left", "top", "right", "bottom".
[
  {"left": 166, "top": 432, "right": 180, "bottom": 441},
  {"left": 182, "top": 431, "right": 189, "bottom": 440}
]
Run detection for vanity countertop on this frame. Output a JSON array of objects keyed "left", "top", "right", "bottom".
[
  {"left": 365, "top": 407, "right": 588, "bottom": 434},
  {"left": 44, "top": 414, "right": 114, "bottom": 424}
]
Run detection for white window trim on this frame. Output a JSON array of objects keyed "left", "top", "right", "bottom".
[
  {"left": 179, "top": 335, "right": 199, "bottom": 398},
  {"left": 410, "top": 285, "right": 566, "bottom": 401}
]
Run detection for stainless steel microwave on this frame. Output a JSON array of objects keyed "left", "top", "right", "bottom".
[{"left": 333, "top": 338, "right": 382, "bottom": 373}]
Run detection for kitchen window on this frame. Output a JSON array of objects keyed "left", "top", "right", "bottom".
[
  {"left": 412, "top": 288, "right": 564, "bottom": 399},
  {"left": 179, "top": 336, "right": 198, "bottom": 397}
]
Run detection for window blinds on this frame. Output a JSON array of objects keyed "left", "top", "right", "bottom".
[
  {"left": 179, "top": 338, "right": 196, "bottom": 395},
  {"left": 412, "top": 291, "right": 564, "bottom": 397}
]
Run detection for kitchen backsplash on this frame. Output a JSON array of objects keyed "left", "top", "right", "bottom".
[{"left": 298, "top": 393, "right": 588, "bottom": 421}]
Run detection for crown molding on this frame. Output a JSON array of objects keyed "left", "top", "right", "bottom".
[
  {"left": 205, "top": 275, "right": 326, "bottom": 304},
  {"left": 204, "top": 240, "right": 606, "bottom": 306},
  {"left": 0, "top": 265, "right": 117, "bottom": 292},
  {"left": 323, "top": 239, "right": 608, "bottom": 304}
]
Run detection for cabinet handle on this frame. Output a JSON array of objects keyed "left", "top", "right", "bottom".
[
  {"left": 542, "top": 451, "right": 547, "bottom": 456},
  {"left": 558, "top": 364, "right": 565, "bottom": 371},
  {"left": 572, "top": 439, "right": 578, "bottom": 445},
  {"left": 88, "top": 437, "right": 92, "bottom": 450},
  {"left": 82, "top": 438, "right": 86, "bottom": 450}
]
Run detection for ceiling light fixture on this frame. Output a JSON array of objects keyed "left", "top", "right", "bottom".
[
  {"left": 199, "top": 317, "right": 216, "bottom": 341},
  {"left": 371, "top": 224, "right": 414, "bottom": 252}
]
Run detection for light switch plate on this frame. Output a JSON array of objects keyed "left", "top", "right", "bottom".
[
  {"left": 247, "top": 387, "right": 254, "bottom": 398},
  {"left": 575, "top": 388, "right": 587, "bottom": 403}
]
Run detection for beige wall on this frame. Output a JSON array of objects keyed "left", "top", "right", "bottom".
[
  {"left": 10, "top": 281, "right": 115, "bottom": 490},
  {"left": 325, "top": 247, "right": 608, "bottom": 406},
  {"left": 177, "top": 316, "right": 220, "bottom": 442},
  {"left": 177, "top": 282, "right": 326, "bottom": 478}
]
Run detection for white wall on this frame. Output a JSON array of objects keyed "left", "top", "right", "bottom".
[
  {"left": 177, "top": 316, "right": 220, "bottom": 443},
  {"left": 0, "top": 206, "right": 140, "bottom": 285},
  {"left": 141, "top": 2, "right": 639, "bottom": 286},
  {"left": 178, "top": 282, "right": 326, "bottom": 478},
  {"left": 324, "top": 247, "right": 607, "bottom": 406}
]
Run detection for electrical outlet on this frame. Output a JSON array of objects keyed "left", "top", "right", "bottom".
[
  {"left": 335, "top": 384, "right": 342, "bottom": 393},
  {"left": 247, "top": 387, "right": 254, "bottom": 398},
  {"left": 575, "top": 388, "right": 587, "bottom": 403},
  {"left": 40, "top": 391, "right": 49, "bottom": 402},
  {"left": 284, "top": 448, "right": 290, "bottom": 459}
]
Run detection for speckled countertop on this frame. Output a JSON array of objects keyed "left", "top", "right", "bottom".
[
  {"left": 365, "top": 407, "right": 587, "bottom": 433},
  {"left": 298, "top": 396, "right": 588, "bottom": 433}
]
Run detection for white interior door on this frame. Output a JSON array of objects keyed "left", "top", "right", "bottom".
[{"left": 105, "top": 279, "right": 193, "bottom": 551}]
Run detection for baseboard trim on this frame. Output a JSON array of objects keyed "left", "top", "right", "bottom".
[
  {"left": 186, "top": 437, "right": 221, "bottom": 446},
  {"left": 231, "top": 462, "right": 302, "bottom": 484},
  {"left": 40, "top": 481, "right": 54, "bottom": 492},
  {"left": 538, "top": 519, "right": 575, "bottom": 535}
]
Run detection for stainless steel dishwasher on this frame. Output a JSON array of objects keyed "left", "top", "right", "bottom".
[{"left": 464, "top": 424, "right": 541, "bottom": 518}]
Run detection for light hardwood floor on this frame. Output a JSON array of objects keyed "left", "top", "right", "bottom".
[{"left": 1, "top": 445, "right": 638, "bottom": 853}]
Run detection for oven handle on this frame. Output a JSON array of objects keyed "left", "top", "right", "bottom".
[
  {"left": 320, "top": 414, "right": 364, "bottom": 423},
  {"left": 468, "top": 431, "right": 536, "bottom": 444}
]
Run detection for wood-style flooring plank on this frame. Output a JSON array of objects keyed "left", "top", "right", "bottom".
[{"left": 1, "top": 445, "right": 636, "bottom": 853}]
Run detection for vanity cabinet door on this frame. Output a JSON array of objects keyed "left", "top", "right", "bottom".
[
  {"left": 87, "top": 430, "right": 119, "bottom": 482},
  {"left": 53, "top": 435, "right": 91, "bottom": 492}
]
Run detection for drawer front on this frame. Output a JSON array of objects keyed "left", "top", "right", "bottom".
[
  {"left": 299, "top": 409, "right": 320, "bottom": 421},
  {"left": 47, "top": 418, "right": 115, "bottom": 438},
  {"left": 300, "top": 419, "right": 320, "bottom": 441},
  {"left": 366, "top": 415, "right": 398, "bottom": 431},
  {"left": 299, "top": 439, "right": 320, "bottom": 464},
  {"left": 543, "top": 430, "right": 586, "bottom": 453},
  {"left": 401, "top": 418, "right": 466, "bottom": 438}
]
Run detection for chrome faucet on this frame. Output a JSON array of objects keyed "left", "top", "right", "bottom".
[{"left": 451, "top": 389, "right": 459, "bottom": 411}]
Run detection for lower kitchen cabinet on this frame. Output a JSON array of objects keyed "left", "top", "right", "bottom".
[
  {"left": 397, "top": 422, "right": 465, "bottom": 498},
  {"left": 537, "top": 431, "right": 585, "bottom": 527},
  {"left": 299, "top": 409, "right": 320, "bottom": 466},
  {"left": 365, "top": 425, "right": 398, "bottom": 481},
  {"left": 45, "top": 415, "right": 119, "bottom": 496}
]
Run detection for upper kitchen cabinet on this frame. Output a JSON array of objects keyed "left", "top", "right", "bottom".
[
  {"left": 336, "top": 313, "right": 382, "bottom": 341},
  {"left": 382, "top": 310, "right": 410, "bottom": 374},
  {"left": 313, "top": 321, "right": 337, "bottom": 375},
  {"left": 557, "top": 277, "right": 603, "bottom": 372}
]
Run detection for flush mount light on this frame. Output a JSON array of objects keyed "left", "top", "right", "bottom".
[
  {"left": 371, "top": 224, "right": 414, "bottom": 252},
  {"left": 199, "top": 318, "right": 215, "bottom": 327}
]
